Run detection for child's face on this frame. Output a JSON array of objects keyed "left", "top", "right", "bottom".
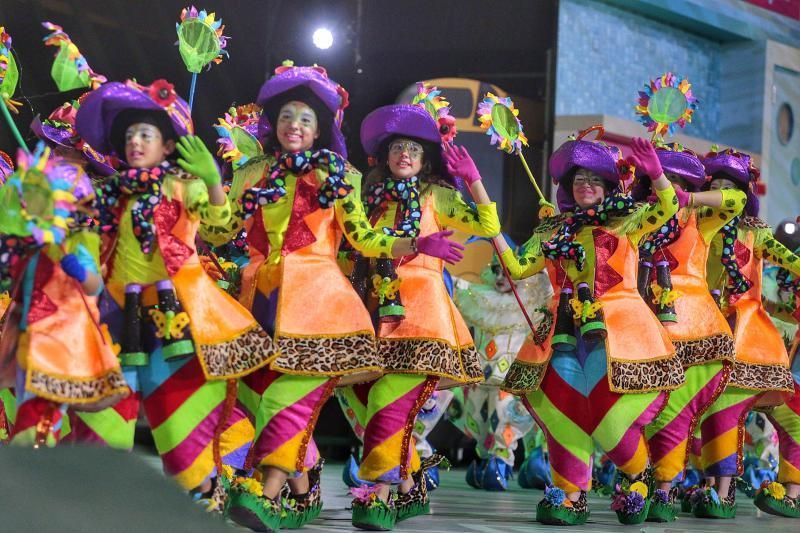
[
  {"left": 276, "top": 101, "right": 320, "bottom": 153},
  {"left": 709, "top": 176, "right": 737, "bottom": 191},
  {"left": 387, "top": 138, "right": 424, "bottom": 179},
  {"left": 124, "top": 123, "right": 174, "bottom": 168}
]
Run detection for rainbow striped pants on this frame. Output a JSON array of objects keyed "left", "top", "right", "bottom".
[
  {"left": 767, "top": 381, "right": 800, "bottom": 485},
  {"left": 239, "top": 369, "right": 338, "bottom": 477},
  {"left": 693, "top": 385, "right": 762, "bottom": 477},
  {"left": 11, "top": 351, "right": 253, "bottom": 491},
  {"left": 339, "top": 374, "right": 439, "bottom": 483},
  {"left": 523, "top": 342, "right": 666, "bottom": 493},
  {"left": 645, "top": 361, "right": 728, "bottom": 482}
]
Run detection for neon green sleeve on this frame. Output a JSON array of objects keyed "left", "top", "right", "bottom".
[
  {"left": 696, "top": 189, "right": 747, "bottom": 242},
  {"left": 335, "top": 168, "right": 396, "bottom": 258},
  {"left": 432, "top": 185, "right": 501, "bottom": 237}
]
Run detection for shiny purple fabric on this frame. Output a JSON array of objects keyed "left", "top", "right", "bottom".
[
  {"left": 30, "top": 115, "right": 115, "bottom": 177},
  {"left": 550, "top": 140, "right": 621, "bottom": 212},
  {"left": 360, "top": 104, "right": 441, "bottom": 157},
  {"left": 256, "top": 66, "right": 347, "bottom": 157},
  {"left": 631, "top": 149, "right": 706, "bottom": 200},
  {"left": 702, "top": 152, "right": 751, "bottom": 185},
  {"left": 75, "top": 81, "right": 192, "bottom": 156},
  {"left": 702, "top": 152, "right": 759, "bottom": 216}
]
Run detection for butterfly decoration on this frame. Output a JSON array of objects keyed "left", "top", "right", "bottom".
[
  {"left": 371, "top": 275, "right": 402, "bottom": 305},
  {"left": 149, "top": 308, "right": 191, "bottom": 340},
  {"left": 651, "top": 285, "right": 682, "bottom": 307},
  {"left": 570, "top": 298, "right": 603, "bottom": 321}
]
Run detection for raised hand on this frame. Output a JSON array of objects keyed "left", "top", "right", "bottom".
[
  {"left": 628, "top": 137, "right": 663, "bottom": 179},
  {"left": 416, "top": 230, "right": 465, "bottom": 264},
  {"left": 176, "top": 135, "right": 222, "bottom": 188},
  {"left": 442, "top": 144, "right": 482, "bottom": 185}
]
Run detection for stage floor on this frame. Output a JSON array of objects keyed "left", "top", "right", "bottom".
[
  {"left": 289, "top": 465, "right": 787, "bottom": 532},
  {"left": 140, "top": 453, "right": 791, "bottom": 531}
]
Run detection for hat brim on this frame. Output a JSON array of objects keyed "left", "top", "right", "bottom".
[
  {"left": 360, "top": 104, "right": 441, "bottom": 157},
  {"left": 75, "top": 82, "right": 191, "bottom": 157}
]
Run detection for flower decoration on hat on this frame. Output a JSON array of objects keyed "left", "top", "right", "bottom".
[
  {"left": 176, "top": 6, "right": 229, "bottom": 73},
  {"left": 412, "top": 81, "right": 457, "bottom": 143},
  {"left": 148, "top": 79, "right": 178, "bottom": 107},
  {"left": 42, "top": 22, "right": 107, "bottom": 91},
  {"left": 635, "top": 72, "right": 698, "bottom": 138},
  {"left": 477, "top": 92, "right": 528, "bottom": 154},
  {"left": 214, "top": 103, "right": 264, "bottom": 169},
  {"left": 0, "top": 27, "right": 22, "bottom": 114}
]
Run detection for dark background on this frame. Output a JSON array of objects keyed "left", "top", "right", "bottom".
[{"left": 1, "top": 0, "right": 558, "bottom": 458}]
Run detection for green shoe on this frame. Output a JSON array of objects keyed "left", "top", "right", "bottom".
[
  {"left": 536, "top": 489, "right": 589, "bottom": 526},
  {"left": 396, "top": 453, "right": 449, "bottom": 521},
  {"left": 646, "top": 489, "right": 676, "bottom": 522},
  {"left": 351, "top": 495, "right": 396, "bottom": 531},
  {"left": 692, "top": 487, "right": 736, "bottom": 519},
  {"left": 754, "top": 484, "right": 800, "bottom": 518},
  {"left": 281, "top": 460, "right": 324, "bottom": 528},
  {"left": 224, "top": 476, "right": 281, "bottom": 533}
]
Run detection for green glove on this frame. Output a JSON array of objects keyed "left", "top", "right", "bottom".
[{"left": 176, "top": 135, "right": 222, "bottom": 188}]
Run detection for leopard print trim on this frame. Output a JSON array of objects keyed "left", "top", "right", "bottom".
[
  {"left": 608, "top": 355, "right": 685, "bottom": 392},
  {"left": 377, "top": 338, "right": 483, "bottom": 385},
  {"left": 532, "top": 309, "right": 554, "bottom": 347},
  {"left": 729, "top": 361, "right": 794, "bottom": 391},
  {"left": 199, "top": 325, "right": 278, "bottom": 379},
  {"left": 673, "top": 333, "right": 736, "bottom": 368},
  {"left": 27, "top": 368, "right": 128, "bottom": 404},
  {"left": 270, "top": 333, "right": 381, "bottom": 376},
  {"left": 501, "top": 359, "right": 548, "bottom": 394},
  {"left": 740, "top": 216, "right": 770, "bottom": 230}
]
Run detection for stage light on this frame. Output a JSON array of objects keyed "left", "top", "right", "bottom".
[
  {"left": 785, "top": 222, "right": 797, "bottom": 234},
  {"left": 313, "top": 28, "right": 333, "bottom": 50}
]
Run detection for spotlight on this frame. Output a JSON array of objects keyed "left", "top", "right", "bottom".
[
  {"left": 785, "top": 222, "right": 797, "bottom": 235},
  {"left": 312, "top": 28, "right": 333, "bottom": 50}
]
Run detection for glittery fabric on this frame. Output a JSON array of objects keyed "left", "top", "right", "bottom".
[{"left": 360, "top": 104, "right": 441, "bottom": 157}]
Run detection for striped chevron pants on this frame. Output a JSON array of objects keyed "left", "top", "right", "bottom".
[
  {"left": 693, "top": 385, "right": 762, "bottom": 477},
  {"left": 339, "top": 373, "right": 439, "bottom": 483},
  {"left": 238, "top": 369, "right": 338, "bottom": 477},
  {"left": 645, "top": 361, "right": 729, "bottom": 482},
  {"left": 767, "top": 381, "right": 800, "bottom": 485},
  {"left": 522, "top": 342, "right": 667, "bottom": 493},
  {"left": 10, "top": 350, "right": 254, "bottom": 491}
]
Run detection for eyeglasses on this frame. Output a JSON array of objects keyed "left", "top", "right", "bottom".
[
  {"left": 573, "top": 175, "right": 604, "bottom": 187},
  {"left": 389, "top": 141, "right": 424, "bottom": 160}
]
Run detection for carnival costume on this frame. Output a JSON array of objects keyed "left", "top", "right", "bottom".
[
  {"left": 500, "top": 135, "right": 684, "bottom": 525},
  {"left": 74, "top": 79, "right": 273, "bottom": 493},
  {"left": 751, "top": 226, "right": 800, "bottom": 517},
  {"left": 340, "top": 104, "right": 500, "bottom": 530},
  {"left": 689, "top": 149, "right": 799, "bottom": 518},
  {"left": 0, "top": 147, "right": 127, "bottom": 446},
  {"left": 628, "top": 145, "right": 742, "bottom": 521},
  {"left": 200, "top": 64, "right": 427, "bottom": 531}
]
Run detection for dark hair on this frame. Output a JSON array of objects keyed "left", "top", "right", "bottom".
[
  {"left": 262, "top": 86, "right": 333, "bottom": 153},
  {"left": 365, "top": 135, "right": 453, "bottom": 189},
  {"left": 110, "top": 108, "right": 177, "bottom": 160}
]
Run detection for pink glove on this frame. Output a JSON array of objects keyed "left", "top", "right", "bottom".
[
  {"left": 442, "top": 144, "right": 482, "bottom": 185},
  {"left": 628, "top": 137, "right": 663, "bottom": 179},
  {"left": 674, "top": 184, "right": 690, "bottom": 209},
  {"left": 416, "top": 230, "right": 465, "bottom": 265}
]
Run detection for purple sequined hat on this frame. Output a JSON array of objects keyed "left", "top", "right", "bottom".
[
  {"left": 30, "top": 96, "right": 116, "bottom": 176},
  {"left": 256, "top": 63, "right": 349, "bottom": 157},
  {"left": 549, "top": 138, "right": 622, "bottom": 211},
  {"left": 702, "top": 149, "right": 761, "bottom": 216},
  {"left": 631, "top": 146, "right": 706, "bottom": 200},
  {"left": 360, "top": 104, "right": 441, "bottom": 158},
  {"left": 75, "top": 79, "right": 193, "bottom": 157}
]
